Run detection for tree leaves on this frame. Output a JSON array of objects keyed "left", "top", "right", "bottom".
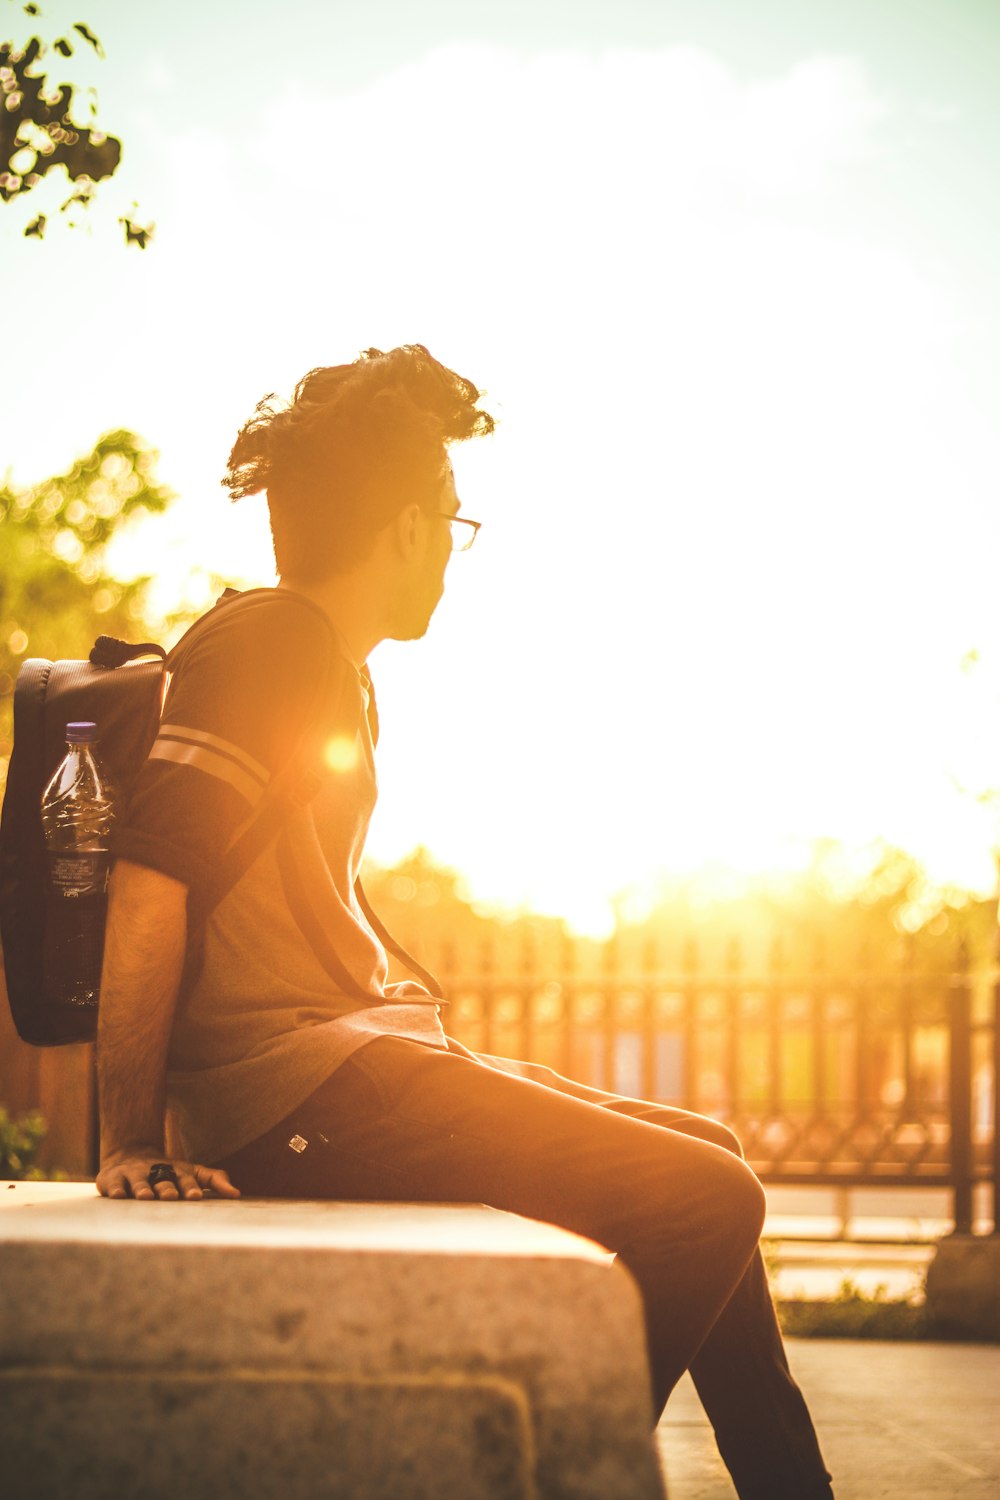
[
  {"left": 0, "top": 1106, "right": 49, "bottom": 1179},
  {"left": 120, "top": 213, "right": 152, "bottom": 248},
  {"left": 1, "top": 17, "right": 151, "bottom": 246},
  {"left": 0, "top": 433, "right": 176, "bottom": 782},
  {"left": 1, "top": 38, "right": 121, "bottom": 193},
  {"left": 72, "top": 22, "right": 103, "bottom": 57}
]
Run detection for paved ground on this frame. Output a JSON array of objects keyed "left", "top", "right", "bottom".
[{"left": 657, "top": 1338, "right": 1000, "bottom": 1499}]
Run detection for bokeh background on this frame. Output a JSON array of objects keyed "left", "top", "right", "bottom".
[
  {"left": 2, "top": 3, "right": 999, "bottom": 1230},
  {"left": 5, "top": 21, "right": 1000, "bottom": 1432},
  {"left": 3, "top": 0, "right": 1000, "bottom": 937}
]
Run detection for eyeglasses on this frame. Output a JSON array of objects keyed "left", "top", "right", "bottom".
[{"left": 438, "top": 513, "right": 482, "bottom": 552}]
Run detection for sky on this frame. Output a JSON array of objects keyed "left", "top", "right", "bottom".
[{"left": 3, "top": 0, "right": 1000, "bottom": 933}]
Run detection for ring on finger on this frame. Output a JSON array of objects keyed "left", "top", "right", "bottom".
[{"left": 147, "top": 1162, "right": 180, "bottom": 1189}]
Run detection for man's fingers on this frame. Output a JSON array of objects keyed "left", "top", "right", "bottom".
[
  {"left": 98, "top": 1168, "right": 152, "bottom": 1200},
  {"left": 175, "top": 1170, "right": 204, "bottom": 1201},
  {"left": 97, "top": 1167, "right": 129, "bottom": 1199},
  {"left": 195, "top": 1165, "right": 240, "bottom": 1198},
  {"left": 97, "top": 1159, "right": 239, "bottom": 1200},
  {"left": 98, "top": 1164, "right": 165, "bottom": 1199}
]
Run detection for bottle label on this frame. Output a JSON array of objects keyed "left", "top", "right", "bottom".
[{"left": 48, "top": 851, "right": 111, "bottom": 899}]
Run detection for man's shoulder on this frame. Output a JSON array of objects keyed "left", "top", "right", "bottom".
[
  {"left": 174, "top": 589, "right": 341, "bottom": 670},
  {"left": 163, "top": 588, "right": 355, "bottom": 753}
]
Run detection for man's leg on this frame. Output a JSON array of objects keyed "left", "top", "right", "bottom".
[
  {"left": 476, "top": 1053, "right": 833, "bottom": 1500},
  {"left": 216, "top": 1037, "right": 763, "bottom": 1426}
]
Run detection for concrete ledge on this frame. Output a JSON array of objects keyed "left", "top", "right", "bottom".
[
  {"left": 0, "top": 1182, "right": 665, "bottom": 1500},
  {"left": 925, "top": 1233, "right": 1000, "bottom": 1341}
]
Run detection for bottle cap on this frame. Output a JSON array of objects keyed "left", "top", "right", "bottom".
[{"left": 65, "top": 722, "right": 98, "bottom": 743}]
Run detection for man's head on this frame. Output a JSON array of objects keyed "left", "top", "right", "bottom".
[
  {"left": 223, "top": 345, "right": 494, "bottom": 593},
  {"left": 379, "top": 457, "right": 463, "bottom": 642}
]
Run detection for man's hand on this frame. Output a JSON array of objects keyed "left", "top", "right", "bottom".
[
  {"left": 97, "top": 1147, "right": 240, "bottom": 1201},
  {"left": 96, "top": 862, "right": 241, "bottom": 1204}
]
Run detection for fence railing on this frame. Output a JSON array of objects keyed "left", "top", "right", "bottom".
[
  {"left": 435, "top": 937, "right": 998, "bottom": 1235},
  {"left": 2, "top": 929, "right": 996, "bottom": 1229}
]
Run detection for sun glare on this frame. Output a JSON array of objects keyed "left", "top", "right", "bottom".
[
  {"left": 8, "top": 24, "right": 998, "bottom": 934},
  {"left": 324, "top": 736, "right": 361, "bottom": 775}
]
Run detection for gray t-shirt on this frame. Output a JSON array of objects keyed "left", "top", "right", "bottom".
[{"left": 114, "top": 588, "right": 447, "bottom": 1164}]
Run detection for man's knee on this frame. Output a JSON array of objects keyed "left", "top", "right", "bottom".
[
  {"left": 698, "top": 1146, "right": 766, "bottom": 1248},
  {"left": 732, "top": 1156, "right": 767, "bottom": 1240},
  {"left": 643, "top": 1146, "right": 765, "bottom": 1263},
  {"left": 686, "top": 1115, "right": 746, "bottom": 1161},
  {"left": 703, "top": 1124, "right": 765, "bottom": 1246}
]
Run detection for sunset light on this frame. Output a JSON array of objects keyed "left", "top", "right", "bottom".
[
  {"left": 4, "top": 0, "right": 1000, "bottom": 933},
  {"left": 4, "top": 16, "right": 1000, "bottom": 1489}
]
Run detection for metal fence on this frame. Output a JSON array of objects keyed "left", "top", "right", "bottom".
[
  {"left": 3, "top": 926, "right": 995, "bottom": 1222},
  {"left": 437, "top": 936, "right": 998, "bottom": 1235}
]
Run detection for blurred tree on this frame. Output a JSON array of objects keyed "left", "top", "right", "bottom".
[
  {"left": 362, "top": 845, "right": 492, "bottom": 968},
  {"left": 0, "top": 430, "right": 174, "bottom": 782},
  {"left": 611, "top": 839, "right": 995, "bottom": 1001},
  {"left": 0, "top": 1103, "right": 52, "bottom": 1177},
  {"left": 362, "top": 844, "right": 574, "bottom": 976},
  {"left": 954, "top": 647, "right": 1000, "bottom": 892},
  {"left": 1, "top": 2, "right": 152, "bottom": 244}
]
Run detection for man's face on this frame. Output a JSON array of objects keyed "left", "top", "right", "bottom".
[{"left": 391, "top": 464, "right": 460, "bottom": 641}]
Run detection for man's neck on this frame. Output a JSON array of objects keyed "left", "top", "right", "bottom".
[{"left": 275, "top": 574, "right": 384, "bottom": 665}]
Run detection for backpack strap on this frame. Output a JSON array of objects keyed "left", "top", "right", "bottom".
[
  {"left": 348, "top": 670, "right": 444, "bottom": 997},
  {"left": 175, "top": 589, "right": 348, "bottom": 969},
  {"left": 186, "top": 612, "right": 349, "bottom": 929},
  {"left": 354, "top": 876, "right": 445, "bottom": 1000},
  {"left": 275, "top": 830, "right": 373, "bottom": 1000},
  {"left": 175, "top": 587, "right": 447, "bottom": 1005}
]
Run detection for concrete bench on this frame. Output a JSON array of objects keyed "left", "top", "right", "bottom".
[{"left": 0, "top": 1182, "right": 666, "bottom": 1500}]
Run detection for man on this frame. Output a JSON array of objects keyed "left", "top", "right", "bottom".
[{"left": 97, "top": 344, "right": 833, "bottom": 1500}]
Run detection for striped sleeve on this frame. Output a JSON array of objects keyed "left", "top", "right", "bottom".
[
  {"left": 113, "top": 600, "right": 348, "bottom": 892},
  {"left": 149, "top": 724, "right": 270, "bottom": 808}
]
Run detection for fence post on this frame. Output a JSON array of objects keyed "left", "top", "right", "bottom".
[
  {"left": 993, "top": 928, "right": 1000, "bottom": 1236},
  {"left": 642, "top": 934, "right": 658, "bottom": 1103},
  {"left": 810, "top": 935, "right": 827, "bottom": 1124},
  {"left": 519, "top": 927, "right": 536, "bottom": 1062},
  {"left": 682, "top": 936, "right": 698, "bottom": 1110},
  {"left": 480, "top": 933, "right": 496, "bottom": 1058},
  {"left": 560, "top": 928, "right": 576, "bottom": 1079},
  {"left": 725, "top": 937, "right": 742, "bottom": 1125},
  {"left": 767, "top": 934, "right": 784, "bottom": 1121},
  {"left": 948, "top": 938, "right": 974, "bottom": 1236},
  {"left": 602, "top": 932, "right": 619, "bottom": 1093}
]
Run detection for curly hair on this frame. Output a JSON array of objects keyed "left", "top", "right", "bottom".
[{"left": 223, "top": 345, "right": 495, "bottom": 579}]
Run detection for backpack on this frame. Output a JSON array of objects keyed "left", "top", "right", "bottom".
[{"left": 0, "top": 589, "right": 442, "bottom": 1047}]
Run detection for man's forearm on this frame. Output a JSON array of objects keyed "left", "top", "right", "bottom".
[{"left": 97, "top": 859, "right": 188, "bottom": 1158}]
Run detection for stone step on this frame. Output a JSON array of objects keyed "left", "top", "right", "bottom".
[{"left": 0, "top": 1182, "right": 666, "bottom": 1500}]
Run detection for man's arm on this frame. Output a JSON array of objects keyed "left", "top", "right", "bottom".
[{"left": 95, "top": 859, "right": 240, "bottom": 1202}]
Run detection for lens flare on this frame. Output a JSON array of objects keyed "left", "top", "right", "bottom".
[{"left": 324, "top": 735, "right": 359, "bottom": 774}]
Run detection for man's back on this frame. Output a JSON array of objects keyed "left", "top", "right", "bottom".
[{"left": 116, "top": 587, "right": 447, "bottom": 1166}]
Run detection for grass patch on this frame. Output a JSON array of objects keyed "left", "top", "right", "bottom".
[
  {"left": 0, "top": 1106, "right": 66, "bottom": 1180},
  {"left": 776, "top": 1276, "right": 928, "bottom": 1340}
]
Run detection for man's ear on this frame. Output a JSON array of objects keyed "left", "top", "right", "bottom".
[{"left": 392, "top": 502, "right": 425, "bottom": 558}]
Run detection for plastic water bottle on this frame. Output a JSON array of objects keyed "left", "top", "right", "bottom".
[{"left": 40, "top": 721, "right": 114, "bottom": 1011}]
